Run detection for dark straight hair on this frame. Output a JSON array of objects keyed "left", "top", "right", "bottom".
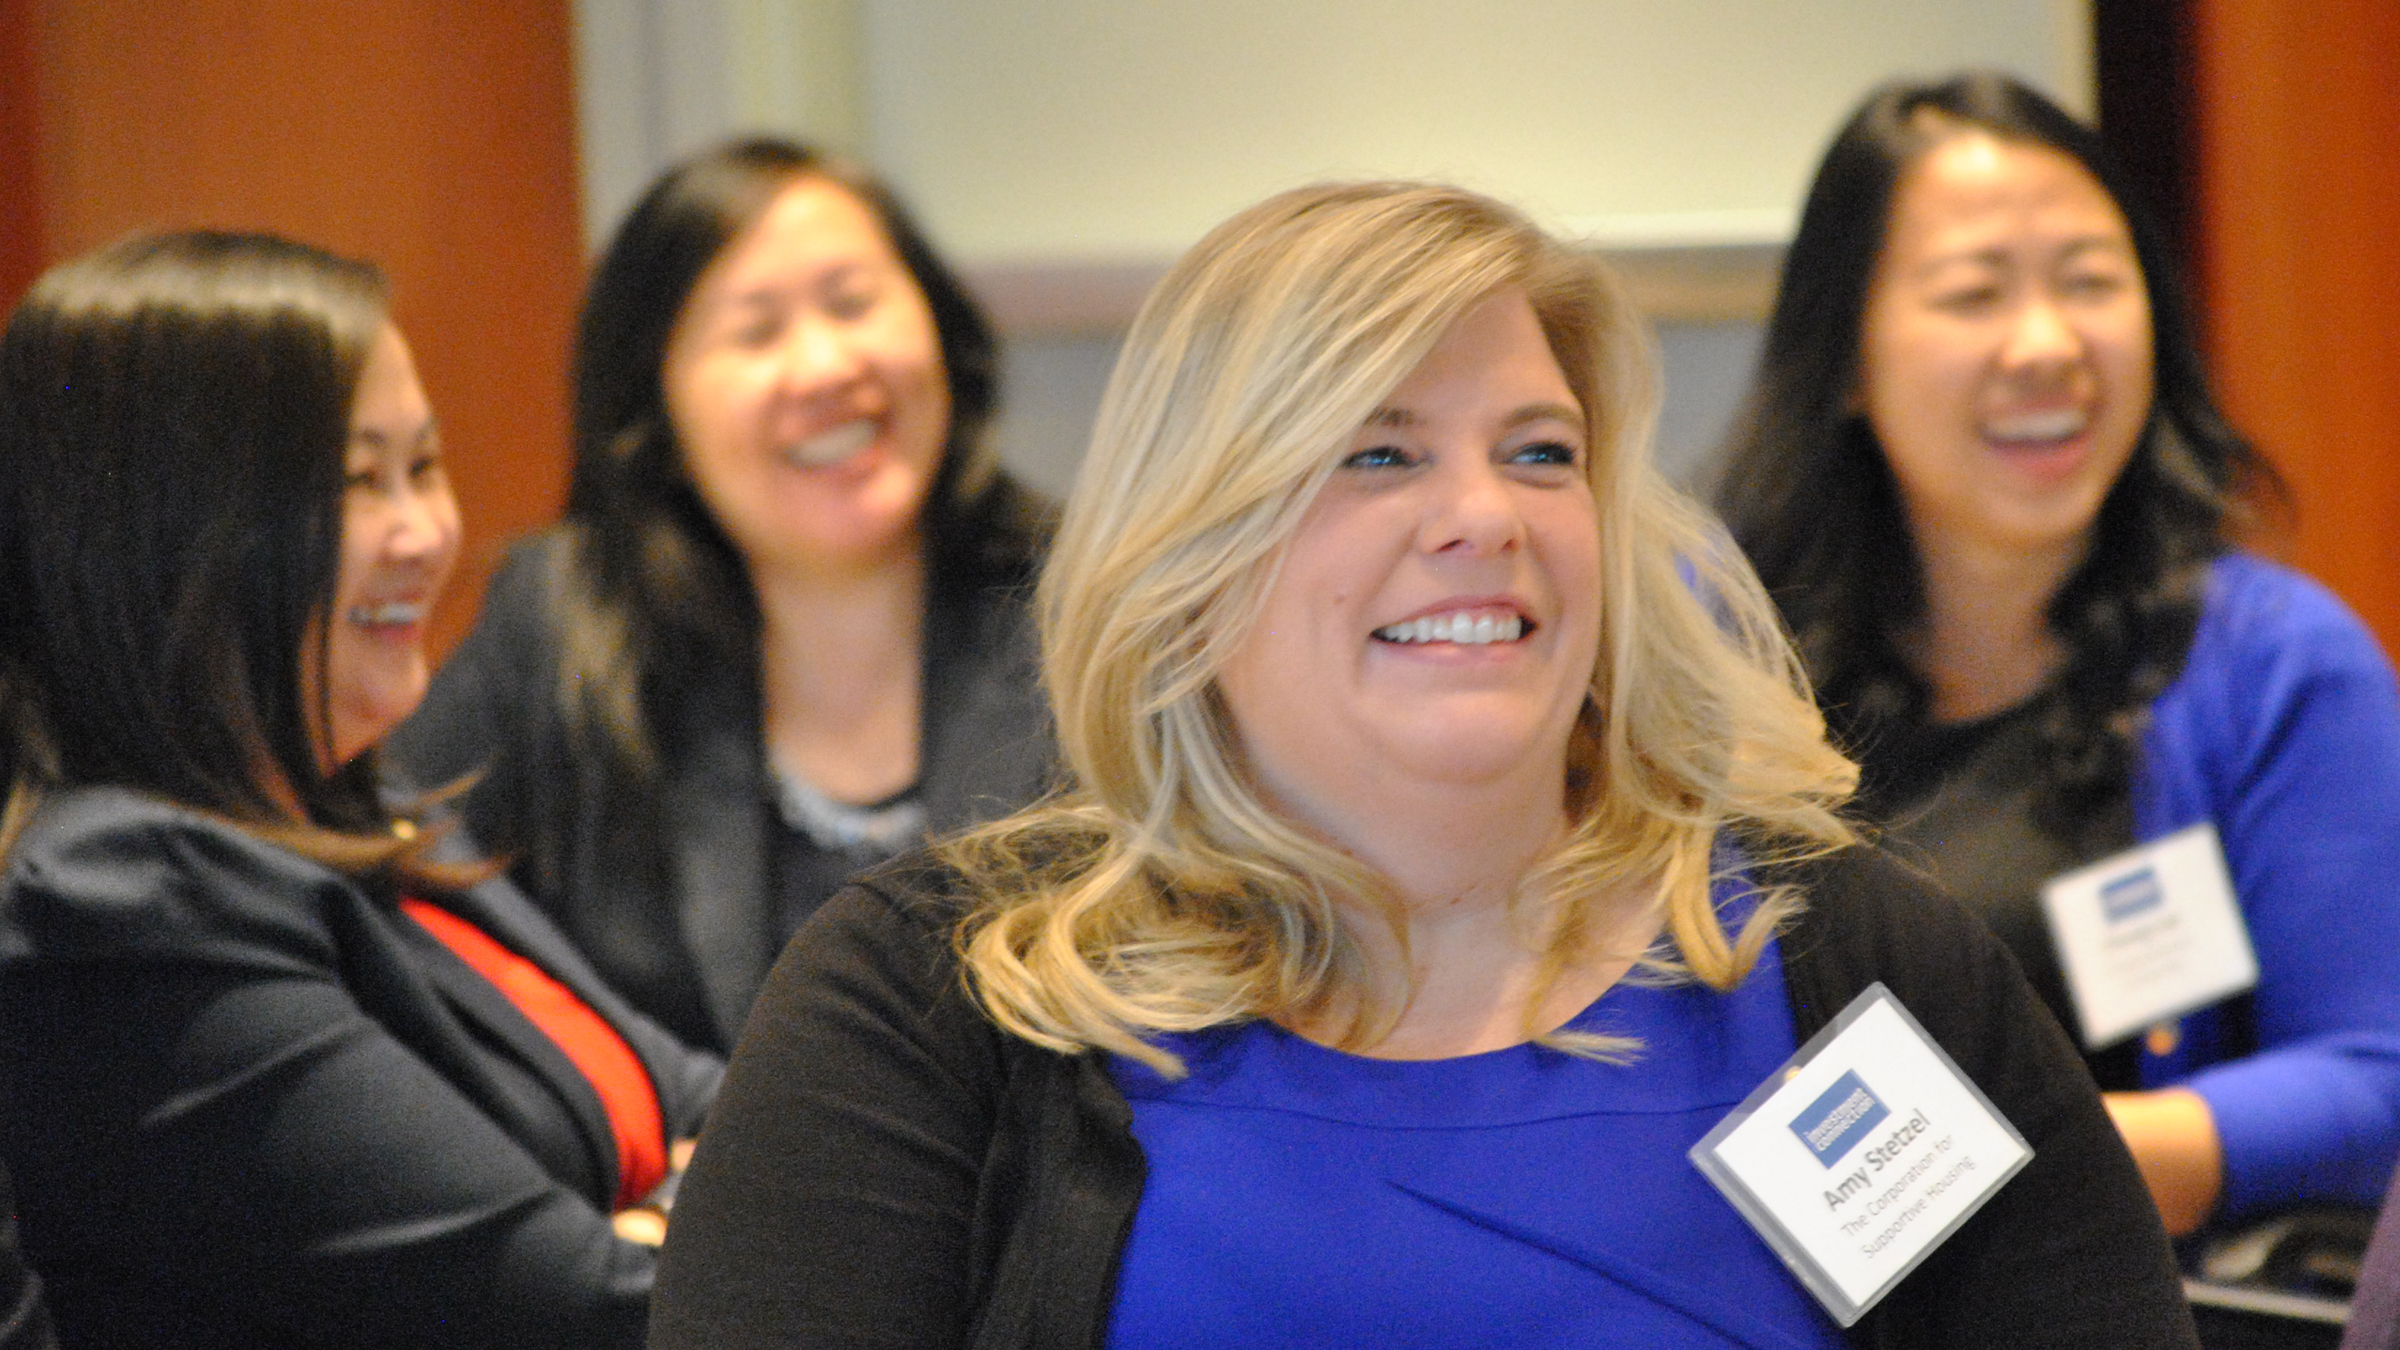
[
  {"left": 557, "top": 136, "right": 1043, "bottom": 771},
  {"left": 1712, "top": 71, "right": 2286, "bottom": 837},
  {"left": 0, "top": 231, "right": 458, "bottom": 872}
]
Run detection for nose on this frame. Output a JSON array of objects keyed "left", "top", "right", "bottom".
[
  {"left": 1999, "top": 294, "right": 2084, "bottom": 373},
  {"left": 1417, "top": 454, "right": 1525, "bottom": 558},
  {"left": 385, "top": 478, "right": 460, "bottom": 568},
  {"left": 776, "top": 311, "right": 868, "bottom": 397}
]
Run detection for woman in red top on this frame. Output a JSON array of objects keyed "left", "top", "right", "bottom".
[{"left": 0, "top": 232, "right": 718, "bottom": 1349}]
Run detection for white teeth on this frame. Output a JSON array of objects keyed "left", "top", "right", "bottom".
[
  {"left": 1372, "top": 611, "right": 1526, "bottom": 645},
  {"left": 349, "top": 603, "right": 424, "bottom": 627},
  {"left": 780, "top": 419, "right": 877, "bottom": 468},
  {"left": 1984, "top": 408, "right": 2088, "bottom": 443}
]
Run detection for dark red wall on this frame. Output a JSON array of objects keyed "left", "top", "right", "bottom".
[
  {"left": 2191, "top": 0, "right": 2400, "bottom": 655},
  {"left": 0, "top": 0, "right": 46, "bottom": 314},
  {"left": 1, "top": 0, "right": 583, "bottom": 655}
]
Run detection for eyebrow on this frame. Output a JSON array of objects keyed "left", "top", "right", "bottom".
[
  {"left": 348, "top": 419, "right": 442, "bottom": 452},
  {"left": 1916, "top": 235, "right": 2136, "bottom": 273},
  {"left": 723, "top": 261, "right": 881, "bottom": 306},
  {"left": 1363, "top": 402, "right": 1585, "bottom": 433}
]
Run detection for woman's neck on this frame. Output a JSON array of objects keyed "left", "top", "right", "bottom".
[
  {"left": 1280, "top": 774, "right": 1658, "bottom": 1061},
  {"left": 752, "top": 545, "right": 927, "bottom": 804},
  {"left": 1907, "top": 528, "right": 2088, "bottom": 724}
]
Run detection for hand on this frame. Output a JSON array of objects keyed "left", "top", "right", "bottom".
[
  {"left": 612, "top": 1207, "right": 667, "bottom": 1246},
  {"left": 610, "top": 1138, "right": 700, "bottom": 1247},
  {"left": 2103, "top": 1087, "right": 2223, "bottom": 1236}
]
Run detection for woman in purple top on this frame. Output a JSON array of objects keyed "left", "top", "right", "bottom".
[{"left": 1714, "top": 70, "right": 2400, "bottom": 1234}]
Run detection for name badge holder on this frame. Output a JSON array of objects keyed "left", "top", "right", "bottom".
[
  {"left": 1690, "top": 984, "right": 2032, "bottom": 1326},
  {"left": 2039, "top": 822, "right": 2256, "bottom": 1051}
]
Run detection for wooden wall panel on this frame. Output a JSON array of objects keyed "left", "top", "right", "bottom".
[
  {"left": 2192, "top": 0, "right": 2400, "bottom": 656},
  {"left": 12, "top": 0, "right": 582, "bottom": 655},
  {"left": 0, "top": 0, "right": 44, "bottom": 313}
]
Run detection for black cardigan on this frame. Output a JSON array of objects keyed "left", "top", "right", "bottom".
[
  {"left": 654, "top": 845, "right": 2198, "bottom": 1349},
  {"left": 386, "top": 512, "right": 1055, "bottom": 1055},
  {"left": 0, "top": 788, "right": 722, "bottom": 1350}
]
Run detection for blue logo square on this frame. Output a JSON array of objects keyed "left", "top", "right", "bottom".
[
  {"left": 2100, "top": 867, "right": 2165, "bottom": 924},
  {"left": 1789, "top": 1069, "right": 1890, "bottom": 1168}
]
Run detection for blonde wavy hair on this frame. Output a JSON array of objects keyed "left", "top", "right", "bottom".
[{"left": 946, "top": 182, "right": 1857, "bottom": 1072}]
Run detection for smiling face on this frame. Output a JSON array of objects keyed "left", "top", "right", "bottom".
[
  {"left": 319, "top": 323, "right": 461, "bottom": 768},
  {"left": 662, "top": 176, "right": 952, "bottom": 577},
  {"left": 1858, "top": 131, "right": 2155, "bottom": 569},
  {"left": 1213, "top": 288, "right": 1601, "bottom": 833}
]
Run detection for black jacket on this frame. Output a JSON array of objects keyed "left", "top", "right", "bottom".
[
  {"left": 0, "top": 1161, "right": 52, "bottom": 1350},
  {"left": 387, "top": 522, "right": 1055, "bottom": 1055},
  {"left": 654, "top": 845, "right": 2197, "bottom": 1349},
  {"left": 0, "top": 787, "right": 721, "bottom": 1349}
]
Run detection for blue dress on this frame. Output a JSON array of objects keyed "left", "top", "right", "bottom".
[{"left": 1108, "top": 939, "right": 1849, "bottom": 1350}]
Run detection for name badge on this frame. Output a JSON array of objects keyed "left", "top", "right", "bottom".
[
  {"left": 2039, "top": 822, "right": 2257, "bottom": 1051},
  {"left": 1689, "top": 984, "right": 2031, "bottom": 1326}
]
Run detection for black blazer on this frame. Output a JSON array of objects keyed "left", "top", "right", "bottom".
[
  {"left": 387, "top": 522, "right": 1056, "bottom": 1054},
  {"left": 0, "top": 787, "right": 721, "bottom": 1350},
  {"left": 0, "top": 1161, "right": 53, "bottom": 1350}
]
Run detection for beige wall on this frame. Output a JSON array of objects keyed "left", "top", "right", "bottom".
[
  {"left": 578, "top": 0, "right": 2092, "bottom": 261},
  {"left": 861, "top": 0, "right": 2089, "bottom": 260}
]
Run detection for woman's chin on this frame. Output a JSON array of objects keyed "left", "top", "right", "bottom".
[
  {"left": 328, "top": 671, "right": 432, "bottom": 768},
  {"left": 1371, "top": 726, "right": 1566, "bottom": 794}
]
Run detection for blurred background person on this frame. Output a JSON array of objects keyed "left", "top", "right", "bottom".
[
  {"left": 0, "top": 232, "right": 718, "bottom": 1348},
  {"left": 653, "top": 181, "right": 2194, "bottom": 1349},
  {"left": 389, "top": 139, "right": 1056, "bottom": 1055},
  {"left": 1714, "top": 71, "right": 2400, "bottom": 1237}
]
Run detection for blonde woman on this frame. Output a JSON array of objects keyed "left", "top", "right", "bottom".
[{"left": 654, "top": 183, "right": 2192, "bottom": 1348}]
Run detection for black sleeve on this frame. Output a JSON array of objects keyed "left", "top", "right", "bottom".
[
  {"left": 626, "top": 998, "right": 724, "bottom": 1144},
  {"left": 1, "top": 815, "right": 660, "bottom": 1350},
  {"left": 652, "top": 880, "right": 1010, "bottom": 1349},
  {"left": 0, "top": 1163, "right": 53, "bottom": 1350},
  {"left": 457, "top": 874, "right": 726, "bottom": 1143},
  {"left": 1779, "top": 848, "right": 2200, "bottom": 1350}
]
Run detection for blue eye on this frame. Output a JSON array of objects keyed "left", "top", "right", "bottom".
[
  {"left": 1510, "top": 439, "right": 1580, "bottom": 467},
  {"left": 1341, "top": 445, "right": 1411, "bottom": 470}
]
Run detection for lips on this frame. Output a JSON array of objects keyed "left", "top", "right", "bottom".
[
  {"left": 777, "top": 418, "right": 879, "bottom": 469},
  {"left": 1981, "top": 405, "right": 2090, "bottom": 445},
  {"left": 346, "top": 601, "right": 428, "bottom": 630},
  {"left": 1372, "top": 605, "right": 1531, "bottom": 646}
]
